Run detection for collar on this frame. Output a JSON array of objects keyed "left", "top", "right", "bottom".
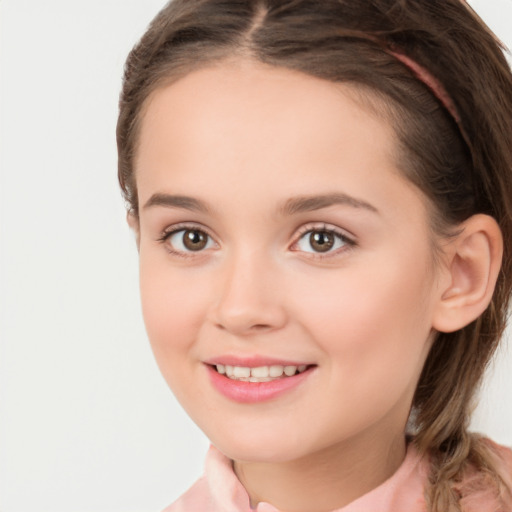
[{"left": 204, "top": 442, "right": 428, "bottom": 512}]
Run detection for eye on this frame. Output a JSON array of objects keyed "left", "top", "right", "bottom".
[
  {"left": 165, "top": 228, "right": 214, "bottom": 253},
  {"left": 295, "top": 228, "right": 352, "bottom": 254}
]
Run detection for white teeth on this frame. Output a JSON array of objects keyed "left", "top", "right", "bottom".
[
  {"left": 233, "top": 366, "right": 251, "bottom": 378},
  {"left": 269, "top": 365, "right": 284, "bottom": 377},
  {"left": 284, "top": 365, "right": 298, "bottom": 376},
  {"left": 228, "top": 375, "right": 273, "bottom": 382},
  {"left": 215, "top": 363, "right": 310, "bottom": 381},
  {"left": 251, "top": 366, "right": 269, "bottom": 378}
]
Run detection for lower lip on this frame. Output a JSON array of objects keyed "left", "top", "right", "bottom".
[{"left": 206, "top": 365, "right": 314, "bottom": 403}]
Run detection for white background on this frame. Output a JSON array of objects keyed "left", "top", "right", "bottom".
[{"left": 1, "top": 1, "right": 511, "bottom": 511}]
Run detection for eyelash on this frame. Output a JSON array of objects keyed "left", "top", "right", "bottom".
[
  {"left": 291, "top": 223, "right": 357, "bottom": 259},
  {"left": 157, "top": 222, "right": 356, "bottom": 259},
  {"left": 157, "top": 223, "right": 217, "bottom": 259}
]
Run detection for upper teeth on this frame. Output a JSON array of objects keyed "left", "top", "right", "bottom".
[{"left": 215, "top": 364, "right": 308, "bottom": 380}]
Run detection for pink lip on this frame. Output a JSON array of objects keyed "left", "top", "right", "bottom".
[{"left": 205, "top": 363, "right": 315, "bottom": 404}]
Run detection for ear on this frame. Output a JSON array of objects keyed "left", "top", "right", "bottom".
[
  {"left": 432, "top": 214, "right": 503, "bottom": 333},
  {"left": 126, "top": 211, "right": 140, "bottom": 251}
]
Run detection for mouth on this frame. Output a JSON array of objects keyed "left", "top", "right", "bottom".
[
  {"left": 205, "top": 360, "right": 317, "bottom": 403},
  {"left": 211, "top": 363, "right": 311, "bottom": 382}
]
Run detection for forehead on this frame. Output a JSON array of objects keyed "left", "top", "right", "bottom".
[
  {"left": 136, "top": 60, "right": 398, "bottom": 160},
  {"left": 135, "top": 60, "right": 426, "bottom": 220}
]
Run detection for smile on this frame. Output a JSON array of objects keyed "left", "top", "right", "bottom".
[
  {"left": 215, "top": 364, "right": 308, "bottom": 382},
  {"left": 206, "top": 362, "right": 316, "bottom": 403}
]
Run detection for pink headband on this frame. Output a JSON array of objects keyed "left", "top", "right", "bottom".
[
  {"left": 385, "top": 48, "right": 472, "bottom": 149},
  {"left": 384, "top": 0, "right": 507, "bottom": 150},
  {"left": 359, "top": 33, "right": 464, "bottom": 130},
  {"left": 388, "top": 51, "right": 461, "bottom": 124}
]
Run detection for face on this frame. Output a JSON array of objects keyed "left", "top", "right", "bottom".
[{"left": 134, "top": 60, "right": 444, "bottom": 463}]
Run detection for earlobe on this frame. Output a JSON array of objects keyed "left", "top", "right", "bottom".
[
  {"left": 432, "top": 214, "right": 503, "bottom": 333},
  {"left": 126, "top": 211, "right": 141, "bottom": 250}
]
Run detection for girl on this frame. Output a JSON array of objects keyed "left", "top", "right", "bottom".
[{"left": 117, "top": 1, "right": 512, "bottom": 511}]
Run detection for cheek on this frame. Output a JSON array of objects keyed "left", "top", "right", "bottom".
[
  {"left": 293, "top": 265, "right": 435, "bottom": 435},
  {"left": 138, "top": 258, "right": 214, "bottom": 410},
  {"left": 139, "top": 254, "right": 206, "bottom": 361},
  {"left": 291, "top": 256, "right": 435, "bottom": 379}
]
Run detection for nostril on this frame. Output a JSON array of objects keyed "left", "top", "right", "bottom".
[
  {"left": 252, "top": 324, "right": 272, "bottom": 330},
  {"left": 214, "top": 322, "right": 271, "bottom": 332}
]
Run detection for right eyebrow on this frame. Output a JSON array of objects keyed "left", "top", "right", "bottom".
[{"left": 142, "top": 193, "right": 211, "bottom": 213}]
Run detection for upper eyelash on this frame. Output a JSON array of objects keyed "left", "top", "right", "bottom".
[
  {"left": 291, "top": 223, "right": 357, "bottom": 256},
  {"left": 156, "top": 222, "right": 216, "bottom": 259},
  {"left": 157, "top": 222, "right": 212, "bottom": 243},
  {"left": 293, "top": 223, "right": 356, "bottom": 245},
  {"left": 156, "top": 222, "right": 356, "bottom": 258}
]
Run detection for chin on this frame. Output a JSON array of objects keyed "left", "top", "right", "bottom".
[{"left": 204, "top": 423, "right": 312, "bottom": 463}]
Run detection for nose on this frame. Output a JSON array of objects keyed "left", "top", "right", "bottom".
[{"left": 209, "top": 251, "right": 288, "bottom": 336}]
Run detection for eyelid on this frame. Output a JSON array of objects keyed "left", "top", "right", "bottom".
[
  {"left": 156, "top": 221, "right": 356, "bottom": 258},
  {"left": 290, "top": 222, "right": 357, "bottom": 257},
  {"left": 157, "top": 222, "right": 218, "bottom": 257}
]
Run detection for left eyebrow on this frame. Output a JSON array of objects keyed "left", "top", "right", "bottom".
[
  {"left": 142, "top": 193, "right": 211, "bottom": 213},
  {"left": 280, "top": 193, "right": 379, "bottom": 216}
]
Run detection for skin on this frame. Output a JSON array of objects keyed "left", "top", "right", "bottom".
[{"left": 130, "top": 59, "right": 480, "bottom": 512}]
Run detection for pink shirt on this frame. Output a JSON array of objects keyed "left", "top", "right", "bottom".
[{"left": 163, "top": 440, "right": 512, "bottom": 512}]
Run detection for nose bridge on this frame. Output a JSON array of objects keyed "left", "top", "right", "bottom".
[{"left": 211, "top": 245, "right": 286, "bottom": 335}]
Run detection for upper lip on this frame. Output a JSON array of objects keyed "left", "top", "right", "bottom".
[{"left": 204, "top": 355, "right": 315, "bottom": 367}]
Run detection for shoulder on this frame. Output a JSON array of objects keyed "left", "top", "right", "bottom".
[
  {"left": 161, "top": 476, "right": 215, "bottom": 512},
  {"left": 485, "top": 438, "right": 512, "bottom": 469},
  {"left": 456, "top": 438, "right": 512, "bottom": 512},
  {"left": 478, "top": 437, "right": 512, "bottom": 487}
]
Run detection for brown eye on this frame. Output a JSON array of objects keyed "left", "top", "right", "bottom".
[
  {"left": 309, "top": 231, "right": 335, "bottom": 252},
  {"left": 183, "top": 230, "right": 208, "bottom": 251},
  {"left": 166, "top": 228, "right": 213, "bottom": 253},
  {"left": 295, "top": 228, "right": 350, "bottom": 255}
]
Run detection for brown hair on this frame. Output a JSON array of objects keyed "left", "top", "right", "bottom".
[{"left": 117, "top": 1, "right": 512, "bottom": 510}]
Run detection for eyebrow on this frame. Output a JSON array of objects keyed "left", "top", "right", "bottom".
[
  {"left": 143, "top": 193, "right": 211, "bottom": 213},
  {"left": 142, "top": 192, "right": 378, "bottom": 216},
  {"left": 280, "top": 193, "right": 379, "bottom": 216}
]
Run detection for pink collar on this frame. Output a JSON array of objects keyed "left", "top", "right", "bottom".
[{"left": 204, "top": 443, "right": 429, "bottom": 512}]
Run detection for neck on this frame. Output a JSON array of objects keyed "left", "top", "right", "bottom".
[{"left": 234, "top": 431, "right": 407, "bottom": 512}]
